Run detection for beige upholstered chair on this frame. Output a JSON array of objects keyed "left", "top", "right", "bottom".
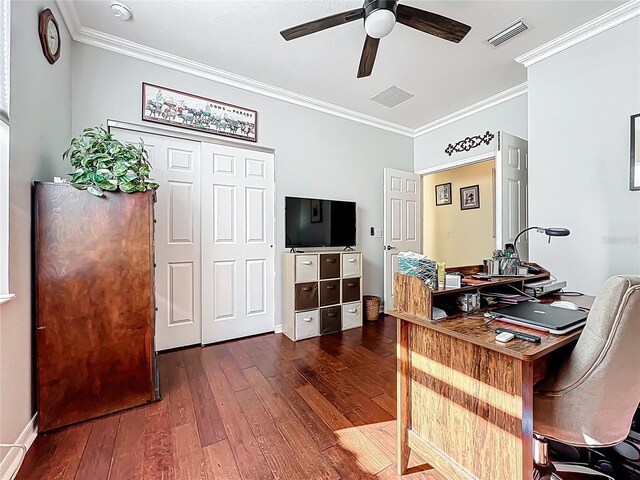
[{"left": 533, "top": 275, "right": 640, "bottom": 480}]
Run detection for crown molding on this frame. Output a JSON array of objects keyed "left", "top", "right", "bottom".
[
  {"left": 54, "top": 0, "right": 81, "bottom": 37},
  {"left": 413, "top": 82, "right": 527, "bottom": 138},
  {"left": 55, "top": 1, "right": 414, "bottom": 137},
  {"left": 515, "top": 0, "right": 640, "bottom": 67}
]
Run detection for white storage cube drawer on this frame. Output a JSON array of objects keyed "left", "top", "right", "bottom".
[
  {"left": 342, "top": 302, "right": 362, "bottom": 330},
  {"left": 342, "top": 253, "right": 361, "bottom": 278},
  {"left": 295, "top": 310, "right": 320, "bottom": 339},
  {"left": 295, "top": 255, "right": 318, "bottom": 283}
]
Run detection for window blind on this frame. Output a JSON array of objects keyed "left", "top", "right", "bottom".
[{"left": 0, "top": 0, "right": 9, "bottom": 125}]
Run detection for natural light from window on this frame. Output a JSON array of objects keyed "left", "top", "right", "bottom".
[{"left": 0, "top": 0, "right": 10, "bottom": 295}]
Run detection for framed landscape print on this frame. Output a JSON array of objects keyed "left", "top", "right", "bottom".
[
  {"left": 631, "top": 113, "right": 639, "bottom": 191},
  {"left": 142, "top": 83, "right": 257, "bottom": 142},
  {"left": 460, "top": 185, "right": 480, "bottom": 210},
  {"left": 435, "top": 183, "right": 452, "bottom": 206}
]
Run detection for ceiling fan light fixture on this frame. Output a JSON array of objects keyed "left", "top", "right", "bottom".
[{"left": 364, "top": 9, "right": 396, "bottom": 38}]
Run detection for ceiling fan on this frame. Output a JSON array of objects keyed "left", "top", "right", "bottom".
[{"left": 280, "top": 0, "right": 471, "bottom": 78}]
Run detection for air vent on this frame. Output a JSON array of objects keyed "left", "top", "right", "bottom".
[
  {"left": 486, "top": 20, "right": 529, "bottom": 47},
  {"left": 371, "top": 85, "right": 413, "bottom": 108}
]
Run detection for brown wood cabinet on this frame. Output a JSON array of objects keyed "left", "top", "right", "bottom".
[{"left": 34, "top": 183, "right": 158, "bottom": 432}]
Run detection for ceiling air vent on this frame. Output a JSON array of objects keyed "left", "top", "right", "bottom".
[
  {"left": 371, "top": 85, "right": 414, "bottom": 108},
  {"left": 486, "top": 20, "right": 529, "bottom": 48}
]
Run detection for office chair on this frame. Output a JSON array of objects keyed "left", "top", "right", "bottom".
[{"left": 532, "top": 275, "right": 640, "bottom": 480}]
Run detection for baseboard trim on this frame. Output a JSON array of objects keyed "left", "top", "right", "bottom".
[
  {"left": 0, "top": 414, "right": 37, "bottom": 480},
  {"left": 274, "top": 324, "right": 283, "bottom": 334}
]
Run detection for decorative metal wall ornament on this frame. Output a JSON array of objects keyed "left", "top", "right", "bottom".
[{"left": 445, "top": 131, "right": 495, "bottom": 156}]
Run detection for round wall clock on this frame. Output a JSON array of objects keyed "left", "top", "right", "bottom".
[{"left": 38, "top": 9, "right": 61, "bottom": 64}]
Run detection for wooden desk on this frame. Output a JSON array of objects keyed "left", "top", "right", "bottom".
[{"left": 391, "top": 273, "right": 593, "bottom": 479}]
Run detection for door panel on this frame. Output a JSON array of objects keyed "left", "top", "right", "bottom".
[
  {"left": 383, "top": 168, "right": 421, "bottom": 312},
  {"left": 201, "top": 143, "right": 275, "bottom": 344},
  {"left": 113, "top": 129, "right": 202, "bottom": 351},
  {"left": 496, "top": 132, "right": 529, "bottom": 260}
]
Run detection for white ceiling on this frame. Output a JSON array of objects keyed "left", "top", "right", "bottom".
[{"left": 69, "top": 0, "right": 623, "bottom": 129}]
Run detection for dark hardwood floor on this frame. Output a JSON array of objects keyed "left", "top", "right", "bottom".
[{"left": 17, "top": 316, "right": 442, "bottom": 480}]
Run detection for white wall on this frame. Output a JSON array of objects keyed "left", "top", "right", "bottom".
[
  {"left": 528, "top": 19, "right": 640, "bottom": 295},
  {"left": 0, "top": 0, "right": 72, "bottom": 467},
  {"left": 71, "top": 43, "right": 414, "bottom": 327},
  {"left": 414, "top": 94, "right": 528, "bottom": 172}
]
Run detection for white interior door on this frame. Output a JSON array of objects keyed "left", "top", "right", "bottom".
[
  {"left": 383, "top": 168, "right": 421, "bottom": 312},
  {"left": 113, "top": 128, "right": 202, "bottom": 351},
  {"left": 496, "top": 131, "right": 529, "bottom": 259},
  {"left": 201, "top": 143, "right": 275, "bottom": 344}
]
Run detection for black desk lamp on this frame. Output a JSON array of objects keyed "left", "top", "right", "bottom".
[{"left": 510, "top": 226, "right": 571, "bottom": 260}]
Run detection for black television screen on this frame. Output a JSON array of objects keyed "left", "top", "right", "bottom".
[{"left": 285, "top": 197, "right": 356, "bottom": 248}]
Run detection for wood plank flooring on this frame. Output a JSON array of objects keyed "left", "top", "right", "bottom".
[{"left": 17, "top": 316, "right": 442, "bottom": 480}]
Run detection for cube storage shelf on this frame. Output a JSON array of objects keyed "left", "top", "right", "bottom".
[{"left": 282, "top": 251, "right": 363, "bottom": 341}]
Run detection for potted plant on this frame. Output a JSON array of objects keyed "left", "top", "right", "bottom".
[{"left": 63, "top": 126, "right": 159, "bottom": 196}]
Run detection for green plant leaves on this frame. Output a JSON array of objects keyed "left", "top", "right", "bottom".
[
  {"left": 87, "top": 185, "right": 104, "bottom": 197},
  {"left": 63, "top": 126, "right": 160, "bottom": 196}
]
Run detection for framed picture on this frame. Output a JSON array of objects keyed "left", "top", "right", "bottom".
[
  {"left": 142, "top": 83, "right": 257, "bottom": 142},
  {"left": 435, "top": 183, "right": 452, "bottom": 206},
  {"left": 460, "top": 185, "right": 480, "bottom": 210},
  {"left": 631, "top": 113, "right": 639, "bottom": 191},
  {"left": 310, "top": 199, "right": 322, "bottom": 223}
]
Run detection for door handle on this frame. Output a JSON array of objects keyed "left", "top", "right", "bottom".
[
  {"left": 347, "top": 283, "right": 355, "bottom": 287},
  {"left": 303, "top": 317, "right": 313, "bottom": 322},
  {"left": 302, "top": 261, "right": 313, "bottom": 265},
  {"left": 302, "top": 287, "right": 312, "bottom": 292},
  {"left": 348, "top": 258, "right": 357, "bottom": 263},
  {"left": 328, "top": 313, "right": 336, "bottom": 317},
  {"left": 36, "top": 326, "right": 46, "bottom": 330},
  {"left": 348, "top": 309, "right": 357, "bottom": 313},
  {"left": 386, "top": 245, "right": 397, "bottom": 251},
  {"left": 326, "top": 259, "right": 336, "bottom": 263},
  {"left": 326, "top": 285, "right": 335, "bottom": 290}
]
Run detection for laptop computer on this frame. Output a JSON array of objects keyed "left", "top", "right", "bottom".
[{"left": 491, "top": 302, "right": 587, "bottom": 335}]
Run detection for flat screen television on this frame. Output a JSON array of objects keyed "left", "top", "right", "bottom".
[{"left": 285, "top": 197, "right": 356, "bottom": 248}]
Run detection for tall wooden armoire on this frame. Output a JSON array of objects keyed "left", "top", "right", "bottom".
[{"left": 34, "top": 182, "right": 158, "bottom": 432}]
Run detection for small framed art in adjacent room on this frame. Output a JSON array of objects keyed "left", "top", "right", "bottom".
[{"left": 460, "top": 185, "right": 480, "bottom": 210}]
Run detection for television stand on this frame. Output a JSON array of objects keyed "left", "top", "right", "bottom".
[{"left": 282, "top": 250, "right": 363, "bottom": 341}]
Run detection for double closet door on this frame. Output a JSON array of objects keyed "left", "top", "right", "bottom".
[{"left": 113, "top": 128, "right": 274, "bottom": 350}]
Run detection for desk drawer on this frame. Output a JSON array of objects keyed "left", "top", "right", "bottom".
[
  {"left": 342, "top": 278, "right": 361, "bottom": 303},
  {"left": 320, "top": 254, "right": 341, "bottom": 279},
  {"left": 342, "top": 302, "right": 362, "bottom": 330},
  {"left": 319, "top": 280, "right": 340, "bottom": 307},
  {"left": 320, "top": 306, "right": 341, "bottom": 335},
  {"left": 342, "top": 253, "right": 361, "bottom": 278},
  {"left": 295, "top": 255, "right": 318, "bottom": 283},
  {"left": 295, "top": 310, "right": 319, "bottom": 340},
  {"left": 295, "top": 282, "right": 318, "bottom": 311}
]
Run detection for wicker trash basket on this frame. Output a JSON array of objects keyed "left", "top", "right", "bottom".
[{"left": 363, "top": 295, "right": 381, "bottom": 322}]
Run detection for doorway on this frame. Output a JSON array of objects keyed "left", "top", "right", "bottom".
[
  {"left": 383, "top": 132, "right": 528, "bottom": 311},
  {"left": 422, "top": 159, "right": 496, "bottom": 267}
]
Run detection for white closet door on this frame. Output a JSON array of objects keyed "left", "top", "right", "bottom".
[
  {"left": 201, "top": 143, "right": 275, "bottom": 344},
  {"left": 113, "top": 129, "right": 202, "bottom": 351}
]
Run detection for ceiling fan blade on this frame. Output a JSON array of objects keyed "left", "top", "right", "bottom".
[
  {"left": 396, "top": 4, "right": 471, "bottom": 43},
  {"left": 357, "top": 35, "right": 380, "bottom": 78},
  {"left": 280, "top": 8, "right": 364, "bottom": 41}
]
